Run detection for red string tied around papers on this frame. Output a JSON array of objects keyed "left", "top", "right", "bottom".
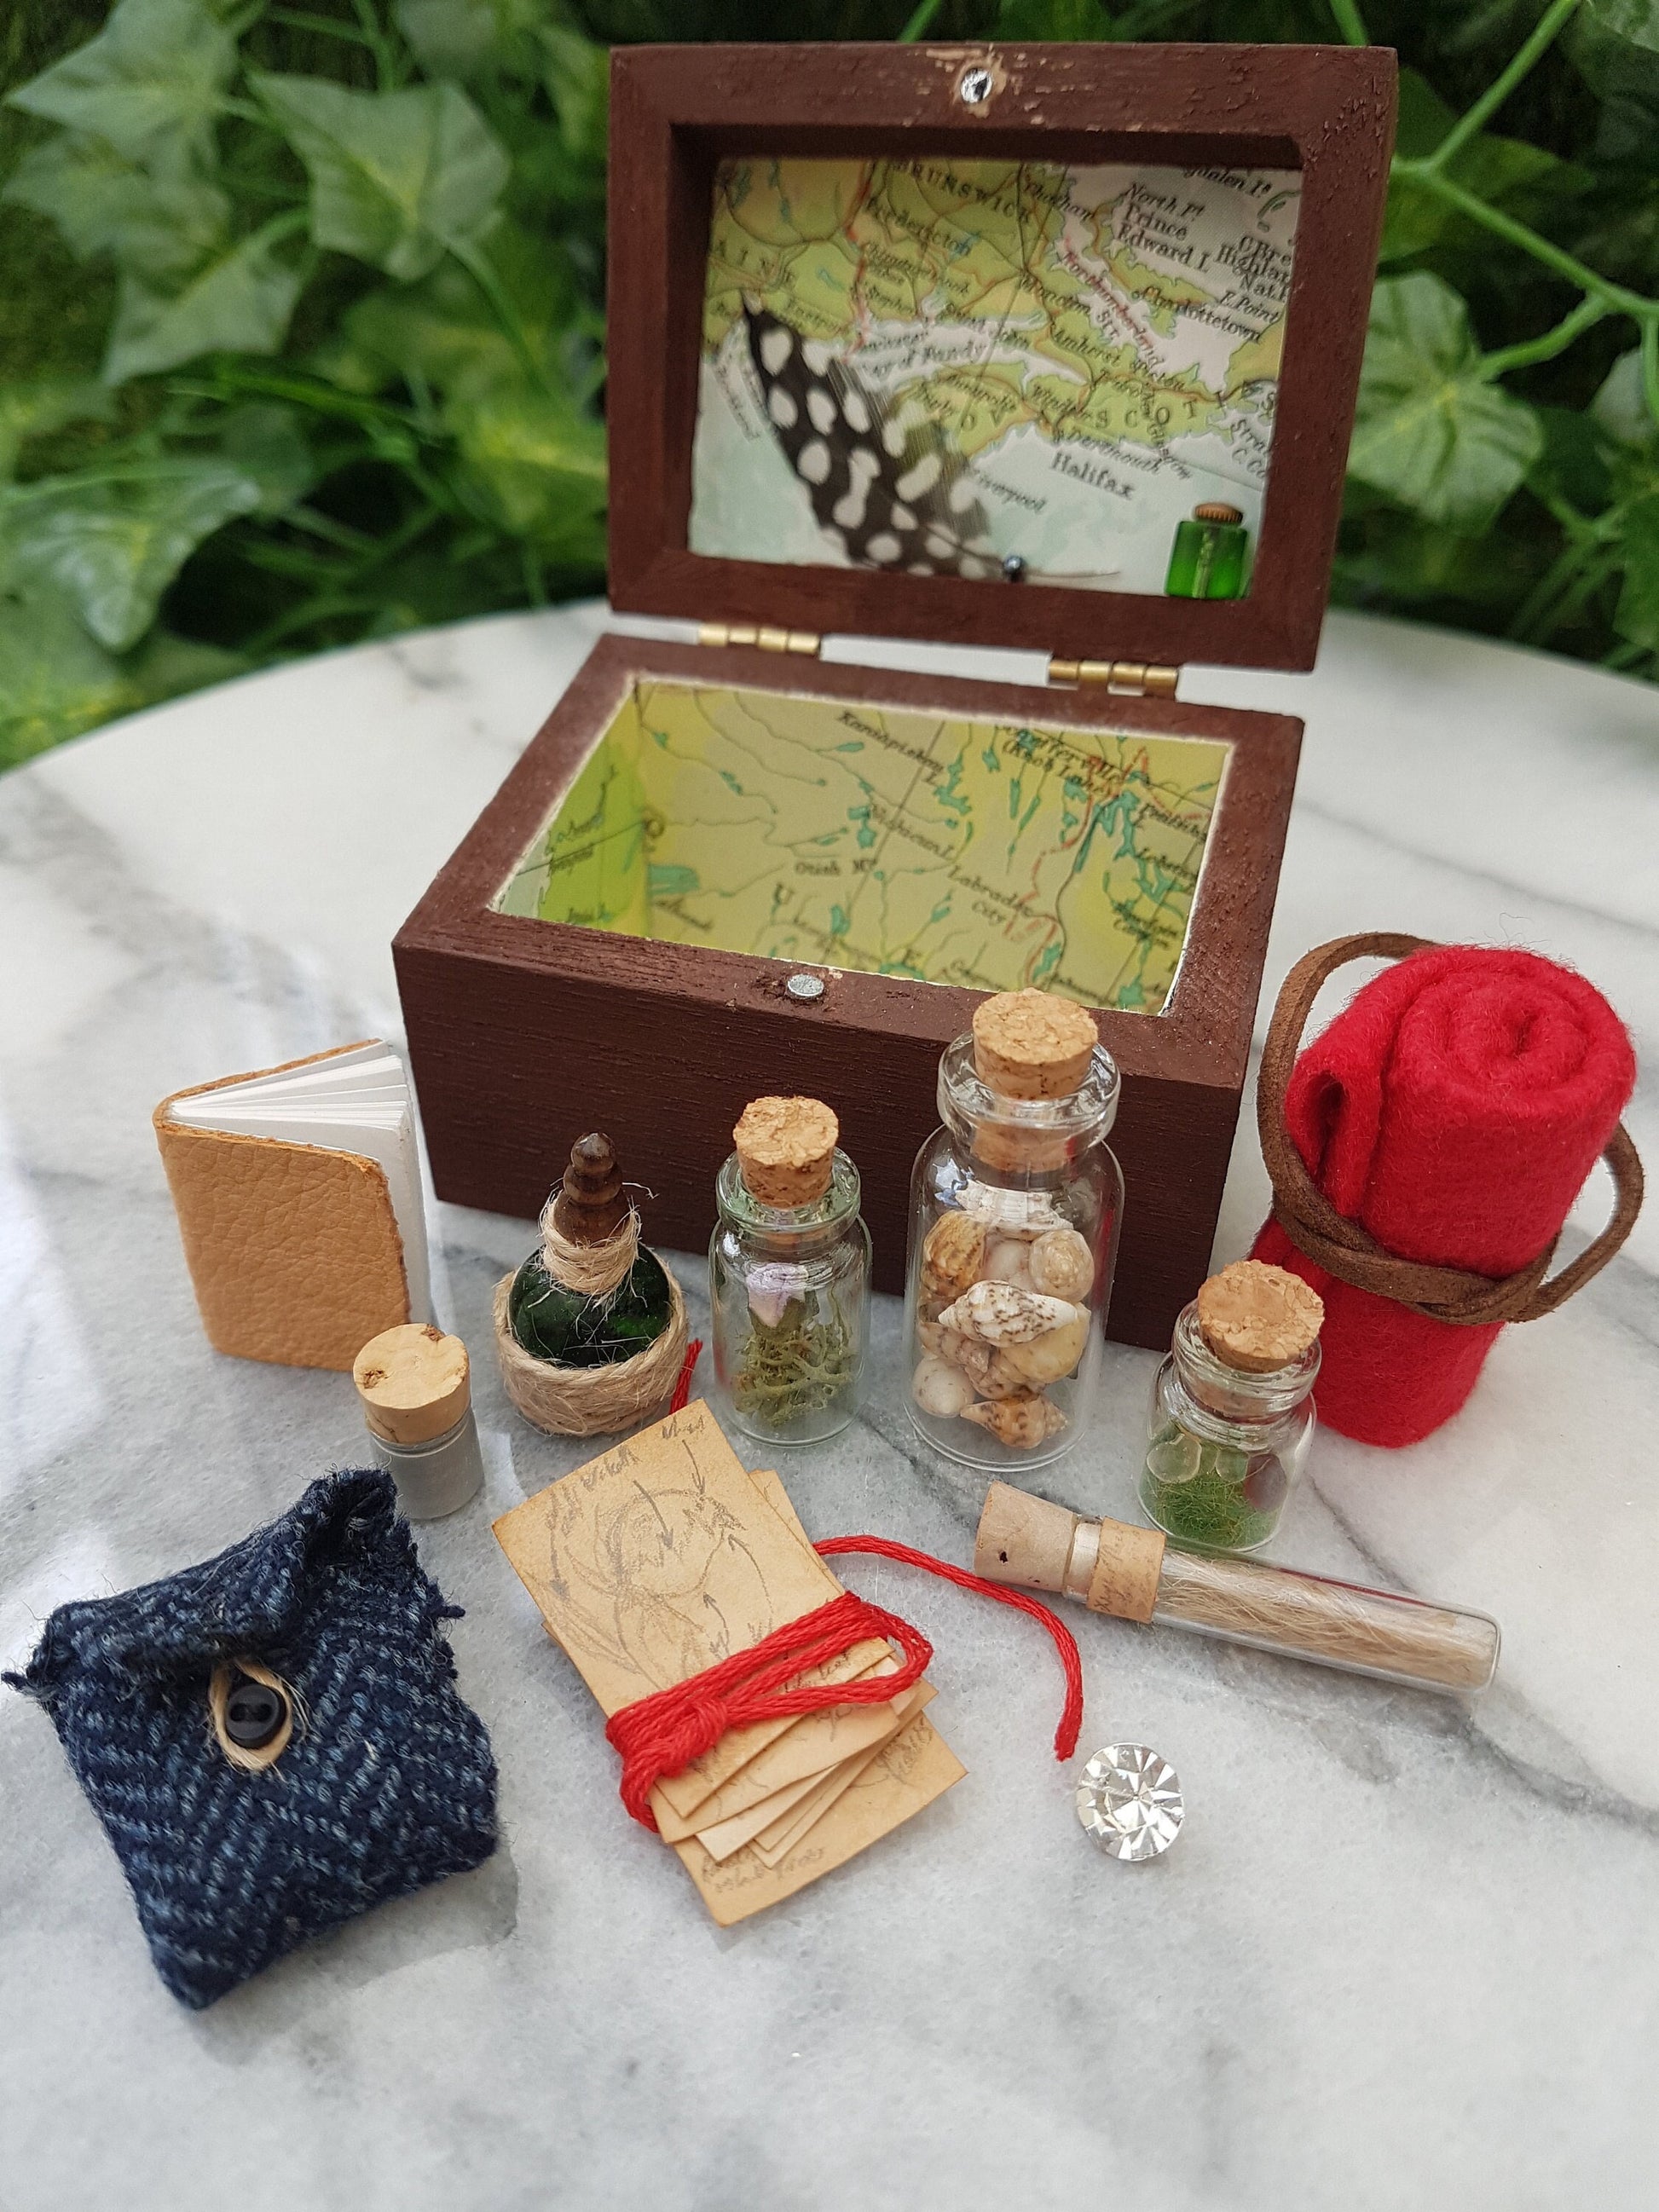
[
  {"left": 605, "top": 1588, "right": 931, "bottom": 1830},
  {"left": 604, "top": 1533, "right": 1083, "bottom": 1831}
]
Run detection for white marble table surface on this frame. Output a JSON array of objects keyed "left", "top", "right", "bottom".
[{"left": 3, "top": 604, "right": 1658, "bottom": 2210}]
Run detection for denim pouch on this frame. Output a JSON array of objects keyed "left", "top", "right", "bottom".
[{"left": 6, "top": 1468, "right": 497, "bottom": 2009}]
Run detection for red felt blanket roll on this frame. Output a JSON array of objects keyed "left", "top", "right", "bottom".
[{"left": 1252, "top": 944, "right": 1636, "bottom": 1447}]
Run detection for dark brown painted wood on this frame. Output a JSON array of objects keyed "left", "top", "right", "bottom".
[
  {"left": 395, "top": 632, "right": 1302, "bottom": 1346},
  {"left": 607, "top": 41, "right": 1396, "bottom": 674}
]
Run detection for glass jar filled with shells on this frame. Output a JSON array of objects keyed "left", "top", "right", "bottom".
[{"left": 905, "top": 989, "right": 1123, "bottom": 1471}]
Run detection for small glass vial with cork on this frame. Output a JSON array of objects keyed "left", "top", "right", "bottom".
[
  {"left": 1165, "top": 500, "right": 1250, "bottom": 599},
  {"left": 905, "top": 988, "right": 1123, "bottom": 1472},
  {"left": 353, "top": 1322, "right": 485, "bottom": 1520},
  {"left": 709, "top": 1095, "right": 870, "bottom": 1447},
  {"left": 1138, "top": 1260, "right": 1324, "bottom": 1553}
]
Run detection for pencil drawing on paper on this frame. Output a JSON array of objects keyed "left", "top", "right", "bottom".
[{"left": 541, "top": 1442, "right": 776, "bottom": 1691}]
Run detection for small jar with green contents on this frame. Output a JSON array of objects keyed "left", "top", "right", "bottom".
[
  {"left": 709, "top": 1095, "right": 870, "bottom": 1447},
  {"left": 1139, "top": 1260, "right": 1323, "bottom": 1553},
  {"left": 1165, "top": 500, "right": 1250, "bottom": 600}
]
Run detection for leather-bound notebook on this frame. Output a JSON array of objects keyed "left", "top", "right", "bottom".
[{"left": 154, "top": 1042, "right": 431, "bottom": 1372}]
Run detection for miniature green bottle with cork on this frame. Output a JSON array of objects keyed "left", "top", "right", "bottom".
[
  {"left": 1165, "top": 501, "right": 1250, "bottom": 599},
  {"left": 508, "top": 1132, "right": 672, "bottom": 1362},
  {"left": 494, "top": 1132, "right": 687, "bottom": 1439}
]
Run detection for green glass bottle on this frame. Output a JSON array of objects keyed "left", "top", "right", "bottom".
[
  {"left": 508, "top": 1132, "right": 672, "bottom": 1366},
  {"left": 1165, "top": 501, "right": 1250, "bottom": 600}
]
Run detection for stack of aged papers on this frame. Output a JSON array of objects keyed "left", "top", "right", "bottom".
[{"left": 493, "top": 1401, "right": 963, "bottom": 1925}]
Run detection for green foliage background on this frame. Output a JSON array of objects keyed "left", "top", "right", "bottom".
[{"left": 3, "top": 0, "right": 1659, "bottom": 771}]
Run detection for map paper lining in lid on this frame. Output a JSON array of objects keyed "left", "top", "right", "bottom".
[{"left": 605, "top": 41, "right": 1396, "bottom": 674}]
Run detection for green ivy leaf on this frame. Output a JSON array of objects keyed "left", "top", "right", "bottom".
[
  {"left": 1591, "top": 349, "right": 1659, "bottom": 450},
  {"left": 1349, "top": 272, "right": 1543, "bottom": 532},
  {"left": 995, "top": 0, "right": 1111, "bottom": 34},
  {"left": 4, "top": 0, "right": 236, "bottom": 165},
  {"left": 0, "top": 380, "right": 115, "bottom": 480},
  {"left": 216, "top": 403, "right": 316, "bottom": 514},
  {"left": 445, "top": 376, "right": 604, "bottom": 547},
  {"left": 0, "top": 580, "right": 132, "bottom": 769},
  {"left": 103, "top": 229, "right": 304, "bottom": 384},
  {"left": 1616, "top": 493, "right": 1659, "bottom": 648},
  {"left": 1, "top": 460, "right": 263, "bottom": 651},
  {"left": 1383, "top": 71, "right": 1589, "bottom": 264},
  {"left": 1584, "top": 0, "right": 1659, "bottom": 55},
  {"left": 3, "top": 130, "right": 230, "bottom": 282},
  {"left": 395, "top": 0, "right": 551, "bottom": 78},
  {"left": 250, "top": 74, "right": 510, "bottom": 282},
  {"left": 540, "top": 22, "right": 608, "bottom": 165},
  {"left": 1529, "top": 405, "right": 1614, "bottom": 515}
]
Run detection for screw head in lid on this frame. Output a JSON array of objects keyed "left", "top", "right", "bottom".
[
  {"left": 972, "top": 988, "right": 1100, "bottom": 1100},
  {"left": 354, "top": 1323, "right": 471, "bottom": 1445},
  {"left": 734, "top": 1095, "right": 838, "bottom": 1207},
  {"left": 1194, "top": 500, "right": 1244, "bottom": 526},
  {"left": 1195, "top": 1260, "right": 1324, "bottom": 1374}
]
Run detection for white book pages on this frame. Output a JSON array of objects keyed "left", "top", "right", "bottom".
[{"left": 165, "top": 1042, "right": 431, "bottom": 1321}]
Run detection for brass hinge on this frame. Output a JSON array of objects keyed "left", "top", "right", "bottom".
[
  {"left": 698, "top": 622, "right": 821, "bottom": 656},
  {"left": 1048, "top": 656, "right": 1179, "bottom": 698}
]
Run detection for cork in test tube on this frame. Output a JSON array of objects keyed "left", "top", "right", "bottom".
[{"left": 976, "top": 1482, "right": 1500, "bottom": 1696}]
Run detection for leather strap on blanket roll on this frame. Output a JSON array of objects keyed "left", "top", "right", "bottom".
[{"left": 1257, "top": 933, "right": 1643, "bottom": 1326}]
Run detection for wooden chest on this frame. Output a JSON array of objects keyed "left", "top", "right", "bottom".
[{"left": 395, "top": 38, "right": 1395, "bottom": 1348}]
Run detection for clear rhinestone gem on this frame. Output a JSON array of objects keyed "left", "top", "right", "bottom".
[{"left": 1076, "top": 1743, "right": 1184, "bottom": 1862}]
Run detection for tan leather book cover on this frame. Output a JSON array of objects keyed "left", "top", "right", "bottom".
[{"left": 154, "top": 1046, "right": 411, "bottom": 1372}]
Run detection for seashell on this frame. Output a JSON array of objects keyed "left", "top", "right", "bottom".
[
  {"left": 960, "top": 1392, "right": 1069, "bottom": 1448},
  {"left": 1028, "top": 1226, "right": 1095, "bottom": 1303},
  {"left": 983, "top": 1236, "right": 1034, "bottom": 1291},
  {"left": 1002, "top": 1311, "right": 1090, "bottom": 1387},
  {"left": 911, "top": 1355, "right": 978, "bottom": 1419},
  {"left": 956, "top": 1180, "right": 1066, "bottom": 1236},
  {"left": 925, "top": 1325, "right": 1025, "bottom": 1399},
  {"left": 922, "top": 1211, "right": 987, "bottom": 1302},
  {"left": 938, "top": 1279, "right": 1079, "bottom": 1346}
]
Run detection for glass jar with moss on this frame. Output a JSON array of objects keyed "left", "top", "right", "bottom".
[
  {"left": 708, "top": 1095, "right": 870, "bottom": 1447},
  {"left": 1138, "top": 1260, "right": 1324, "bottom": 1554}
]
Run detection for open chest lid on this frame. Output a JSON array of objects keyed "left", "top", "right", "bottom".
[{"left": 606, "top": 39, "right": 1396, "bottom": 679}]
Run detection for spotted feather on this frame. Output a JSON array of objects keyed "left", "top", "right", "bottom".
[{"left": 743, "top": 300, "right": 999, "bottom": 580}]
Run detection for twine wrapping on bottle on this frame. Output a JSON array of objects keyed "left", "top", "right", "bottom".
[
  {"left": 537, "top": 1193, "right": 643, "bottom": 1299},
  {"left": 493, "top": 1266, "right": 690, "bottom": 1439},
  {"left": 1257, "top": 933, "right": 1644, "bottom": 1326}
]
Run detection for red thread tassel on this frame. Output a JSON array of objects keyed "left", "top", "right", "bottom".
[
  {"left": 815, "top": 1535, "right": 1084, "bottom": 1762},
  {"left": 668, "top": 1338, "right": 702, "bottom": 1413}
]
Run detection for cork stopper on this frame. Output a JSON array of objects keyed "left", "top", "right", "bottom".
[
  {"left": 1195, "top": 1260, "right": 1324, "bottom": 1374},
  {"left": 975, "top": 1482, "right": 1165, "bottom": 1622},
  {"left": 354, "top": 1323, "right": 471, "bottom": 1446},
  {"left": 974, "top": 1480, "right": 1080, "bottom": 1594},
  {"left": 734, "top": 1095, "right": 838, "bottom": 1207},
  {"left": 551, "top": 1132, "right": 629, "bottom": 1246},
  {"left": 972, "top": 988, "right": 1098, "bottom": 1100},
  {"left": 1194, "top": 501, "right": 1243, "bottom": 526}
]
